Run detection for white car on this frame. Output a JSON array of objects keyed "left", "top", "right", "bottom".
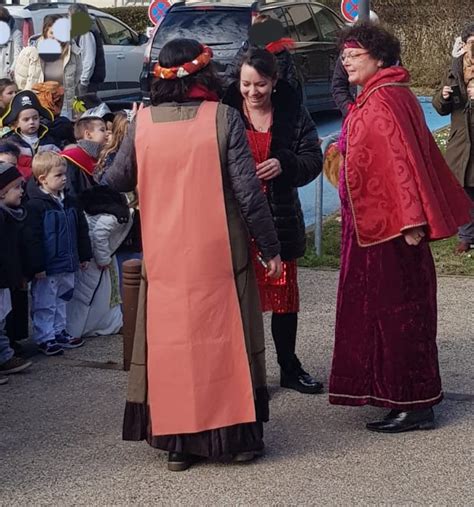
[{"left": 7, "top": 2, "right": 148, "bottom": 100}]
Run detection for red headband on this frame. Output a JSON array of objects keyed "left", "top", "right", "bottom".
[
  {"left": 344, "top": 40, "right": 364, "bottom": 49},
  {"left": 153, "top": 45, "right": 213, "bottom": 80}
]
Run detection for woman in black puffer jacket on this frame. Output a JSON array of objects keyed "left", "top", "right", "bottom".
[{"left": 224, "top": 48, "right": 323, "bottom": 394}]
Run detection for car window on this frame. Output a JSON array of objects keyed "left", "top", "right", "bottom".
[
  {"left": 99, "top": 17, "right": 134, "bottom": 46},
  {"left": 310, "top": 6, "right": 343, "bottom": 42},
  {"left": 264, "top": 8, "right": 293, "bottom": 38},
  {"left": 153, "top": 9, "right": 250, "bottom": 51},
  {"left": 286, "top": 5, "right": 319, "bottom": 42}
]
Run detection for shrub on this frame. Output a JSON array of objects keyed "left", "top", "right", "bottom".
[{"left": 101, "top": 7, "right": 150, "bottom": 34}]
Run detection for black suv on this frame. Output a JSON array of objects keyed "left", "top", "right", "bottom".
[{"left": 140, "top": 0, "right": 345, "bottom": 112}]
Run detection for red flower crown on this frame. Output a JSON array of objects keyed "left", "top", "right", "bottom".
[{"left": 153, "top": 45, "right": 213, "bottom": 80}]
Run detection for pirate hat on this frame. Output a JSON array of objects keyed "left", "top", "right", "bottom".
[{"left": 0, "top": 90, "right": 54, "bottom": 127}]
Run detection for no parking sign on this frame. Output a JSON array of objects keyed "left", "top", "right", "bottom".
[
  {"left": 148, "top": 0, "right": 171, "bottom": 26},
  {"left": 340, "top": 0, "right": 360, "bottom": 23}
]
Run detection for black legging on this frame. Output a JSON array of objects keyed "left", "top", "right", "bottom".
[{"left": 271, "top": 312, "right": 302, "bottom": 376}]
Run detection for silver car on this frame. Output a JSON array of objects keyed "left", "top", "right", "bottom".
[{"left": 8, "top": 2, "right": 148, "bottom": 100}]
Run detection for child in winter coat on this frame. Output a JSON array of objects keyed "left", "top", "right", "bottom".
[
  {"left": 23, "top": 152, "right": 92, "bottom": 356},
  {"left": 0, "top": 90, "right": 60, "bottom": 179},
  {"left": 0, "top": 162, "right": 32, "bottom": 384},
  {"left": 66, "top": 185, "right": 133, "bottom": 338},
  {"left": 61, "top": 116, "right": 107, "bottom": 199},
  {"left": 97, "top": 110, "right": 143, "bottom": 285},
  {"left": 0, "top": 140, "right": 29, "bottom": 350}
]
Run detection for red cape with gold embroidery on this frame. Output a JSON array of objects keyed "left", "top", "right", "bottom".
[{"left": 345, "top": 67, "right": 471, "bottom": 247}]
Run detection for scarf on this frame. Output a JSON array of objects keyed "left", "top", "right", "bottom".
[{"left": 186, "top": 84, "right": 219, "bottom": 102}]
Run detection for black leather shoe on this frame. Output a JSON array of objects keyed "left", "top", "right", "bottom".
[
  {"left": 366, "top": 408, "right": 435, "bottom": 433},
  {"left": 168, "top": 452, "right": 198, "bottom": 472},
  {"left": 280, "top": 371, "right": 324, "bottom": 394}
]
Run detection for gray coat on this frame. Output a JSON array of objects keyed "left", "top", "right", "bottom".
[
  {"left": 432, "top": 56, "right": 474, "bottom": 187},
  {"left": 0, "top": 28, "right": 22, "bottom": 79}
]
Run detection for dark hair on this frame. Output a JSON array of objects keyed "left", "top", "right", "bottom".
[
  {"left": 0, "top": 78, "right": 15, "bottom": 95},
  {"left": 68, "top": 3, "right": 88, "bottom": 15},
  {"left": 150, "top": 38, "right": 222, "bottom": 105},
  {"left": 461, "top": 22, "right": 474, "bottom": 43},
  {"left": 0, "top": 140, "right": 21, "bottom": 160},
  {"left": 339, "top": 22, "right": 401, "bottom": 68},
  {"left": 239, "top": 48, "right": 278, "bottom": 80},
  {"left": 0, "top": 7, "right": 12, "bottom": 23},
  {"left": 42, "top": 14, "right": 63, "bottom": 38},
  {"left": 74, "top": 117, "right": 105, "bottom": 140}
]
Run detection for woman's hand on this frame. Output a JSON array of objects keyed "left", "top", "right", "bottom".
[
  {"left": 403, "top": 226, "right": 425, "bottom": 246},
  {"left": 442, "top": 86, "right": 453, "bottom": 100},
  {"left": 256, "top": 158, "right": 282, "bottom": 180},
  {"left": 266, "top": 254, "right": 282, "bottom": 279}
]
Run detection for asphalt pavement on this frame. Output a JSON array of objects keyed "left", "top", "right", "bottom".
[{"left": 1, "top": 269, "right": 472, "bottom": 505}]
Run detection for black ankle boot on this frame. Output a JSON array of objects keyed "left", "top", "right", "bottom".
[
  {"left": 280, "top": 369, "right": 324, "bottom": 395},
  {"left": 366, "top": 408, "right": 435, "bottom": 433},
  {"left": 168, "top": 452, "right": 198, "bottom": 472}
]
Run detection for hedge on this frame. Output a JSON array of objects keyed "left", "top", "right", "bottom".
[
  {"left": 103, "top": 2, "right": 473, "bottom": 89},
  {"left": 102, "top": 7, "right": 150, "bottom": 34}
]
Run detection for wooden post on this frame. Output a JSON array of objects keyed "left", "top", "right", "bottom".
[{"left": 121, "top": 259, "right": 142, "bottom": 371}]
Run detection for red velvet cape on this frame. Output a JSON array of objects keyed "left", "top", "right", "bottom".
[
  {"left": 345, "top": 67, "right": 471, "bottom": 247},
  {"left": 60, "top": 146, "right": 96, "bottom": 176}
]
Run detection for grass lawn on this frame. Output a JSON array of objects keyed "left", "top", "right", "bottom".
[{"left": 299, "top": 126, "right": 473, "bottom": 276}]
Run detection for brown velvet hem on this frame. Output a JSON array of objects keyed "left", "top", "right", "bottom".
[
  {"left": 123, "top": 387, "right": 269, "bottom": 458},
  {"left": 123, "top": 402, "right": 264, "bottom": 458},
  {"left": 328, "top": 391, "right": 444, "bottom": 410}
]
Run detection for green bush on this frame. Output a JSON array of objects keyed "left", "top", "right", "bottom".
[
  {"left": 318, "top": 0, "right": 473, "bottom": 89},
  {"left": 101, "top": 7, "right": 150, "bottom": 34}
]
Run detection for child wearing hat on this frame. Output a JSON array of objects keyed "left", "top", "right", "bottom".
[
  {"left": 0, "top": 90, "right": 61, "bottom": 179},
  {"left": 22, "top": 152, "right": 92, "bottom": 356},
  {"left": 0, "top": 162, "right": 32, "bottom": 384},
  {"left": 0, "top": 140, "right": 29, "bottom": 351}
]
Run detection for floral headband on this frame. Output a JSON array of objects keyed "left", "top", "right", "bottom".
[{"left": 153, "top": 45, "right": 213, "bottom": 80}]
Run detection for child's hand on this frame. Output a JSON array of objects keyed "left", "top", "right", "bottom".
[
  {"left": 35, "top": 271, "right": 46, "bottom": 279},
  {"left": 80, "top": 262, "right": 89, "bottom": 270}
]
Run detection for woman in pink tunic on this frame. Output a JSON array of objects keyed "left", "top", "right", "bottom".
[{"left": 106, "top": 39, "right": 282, "bottom": 471}]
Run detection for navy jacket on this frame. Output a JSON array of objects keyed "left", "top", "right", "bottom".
[
  {"left": 0, "top": 207, "right": 25, "bottom": 289},
  {"left": 22, "top": 182, "right": 92, "bottom": 278}
]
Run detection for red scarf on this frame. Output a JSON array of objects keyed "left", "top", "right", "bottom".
[
  {"left": 186, "top": 84, "right": 219, "bottom": 102},
  {"left": 345, "top": 67, "right": 470, "bottom": 246},
  {"left": 265, "top": 37, "right": 295, "bottom": 54}
]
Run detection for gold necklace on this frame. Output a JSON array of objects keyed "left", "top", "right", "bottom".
[{"left": 244, "top": 102, "right": 273, "bottom": 132}]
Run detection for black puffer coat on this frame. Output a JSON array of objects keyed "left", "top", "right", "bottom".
[{"left": 223, "top": 80, "right": 322, "bottom": 260}]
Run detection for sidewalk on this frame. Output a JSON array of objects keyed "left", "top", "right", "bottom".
[{"left": 0, "top": 269, "right": 472, "bottom": 505}]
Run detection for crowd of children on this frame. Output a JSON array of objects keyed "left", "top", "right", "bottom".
[{"left": 0, "top": 85, "right": 141, "bottom": 385}]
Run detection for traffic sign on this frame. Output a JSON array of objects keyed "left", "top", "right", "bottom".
[
  {"left": 148, "top": 0, "right": 171, "bottom": 26},
  {"left": 340, "top": 0, "right": 360, "bottom": 23}
]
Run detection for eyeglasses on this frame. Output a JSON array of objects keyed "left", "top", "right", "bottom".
[{"left": 340, "top": 51, "right": 369, "bottom": 63}]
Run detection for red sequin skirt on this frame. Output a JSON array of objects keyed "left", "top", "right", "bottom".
[{"left": 251, "top": 242, "right": 299, "bottom": 314}]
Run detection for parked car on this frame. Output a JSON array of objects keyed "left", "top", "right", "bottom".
[
  {"left": 7, "top": 2, "right": 148, "bottom": 100},
  {"left": 140, "top": 0, "right": 345, "bottom": 112}
]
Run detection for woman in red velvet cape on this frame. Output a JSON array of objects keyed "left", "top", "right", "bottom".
[{"left": 328, "top": 23, "right": 471, "bottom": 433}]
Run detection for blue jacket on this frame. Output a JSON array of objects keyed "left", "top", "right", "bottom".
[{"left": 22, "top": 182, "right": 92, "bottom": 278}]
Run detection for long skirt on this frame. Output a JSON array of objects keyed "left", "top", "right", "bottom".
[
  {"left": 329, "top": 171, "right": 443, "bottom": 410},
  {"left": 123, "top": 260, "right": 269, "bottom": 458}
]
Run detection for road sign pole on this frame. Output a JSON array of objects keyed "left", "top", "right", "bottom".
[{"left": 358, "top": 0, "right": 370, "bottom": 21}]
